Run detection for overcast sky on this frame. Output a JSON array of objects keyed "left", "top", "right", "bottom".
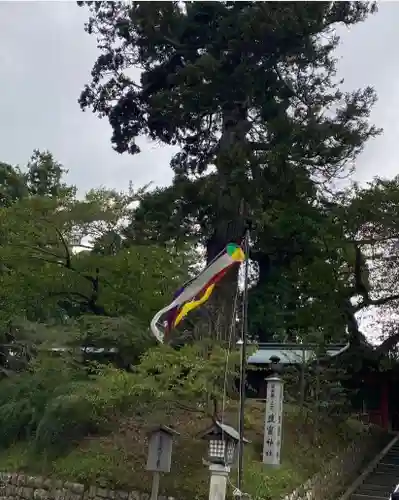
[{"left": 0, "top": 2, "right": 398, "bottom": 195}]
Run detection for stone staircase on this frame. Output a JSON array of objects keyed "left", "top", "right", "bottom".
[{"left": 345, "top": 437, "right": 399, "bottom": 500}]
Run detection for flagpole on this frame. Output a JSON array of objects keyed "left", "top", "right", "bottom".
[{"left": 237, "top": 221, "right": 250, "bottom": 494}]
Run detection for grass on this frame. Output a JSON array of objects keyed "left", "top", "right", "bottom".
[{"left": 0, "top": 401, "right": 387, "bottom": 500}]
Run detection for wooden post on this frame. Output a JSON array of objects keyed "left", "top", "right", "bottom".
[
  {"left": 146, "top": 425, "right": 180, "bottom": 500},
  {"left": 150, "top": 472, "right": 160, "bottom": 500}
]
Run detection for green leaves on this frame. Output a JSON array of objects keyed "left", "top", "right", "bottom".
[
  {"left": 0, "top": 180, "right": 191, "bottom": 322},
  {"left": 80, "top": 2, "right": 378, "bottom": 173},
  {"left": 0, "top": 149, "right": 197, "bottom": 368},
  {"left": 78, "top": 2, "right": 384, "bottom": 344},
  {"left": 133, "top": 342, "right": 241, "bottom": 416},
  {"left": 27, "top": 150, "right": 76, "bottom": 200},
  {"left": 67, "top": 315, "right": 156, "bottom": 368}
]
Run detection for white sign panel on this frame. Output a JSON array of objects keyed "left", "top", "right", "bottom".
[{"left": 262, "top": 375, "right": 284, "bottom": 466}]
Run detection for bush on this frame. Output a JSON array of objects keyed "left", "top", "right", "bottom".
[
  {"left": 0, "top": 353, "right": 141, "bottom": 455},
  {"left": 0, "top": 355, "right": 85, "bottom": 447},
  {"left": 0, "top": 341, "right": 241, "bottom": 457},
  {"left": 67, "top": 315, "right": 156, "bottom": 369},
  {"left": 34, "top": 366, "right": 139, "bottom": 455},
  {"left": 34, "top": 390, "right": 98, "bottom": 454}
]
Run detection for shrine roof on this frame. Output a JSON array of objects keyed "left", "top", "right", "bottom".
[
  {"left": 247, "top": 343, "right": 349, "bottom": 365},
  {"left": 45, "top": 342, "right": 351, "bottom": 366}
]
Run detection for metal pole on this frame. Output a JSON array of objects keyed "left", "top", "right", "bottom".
[{"left": 237, "top": 227, "right": 250, "bottom": 493}]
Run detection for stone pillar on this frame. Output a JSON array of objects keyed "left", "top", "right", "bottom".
[
  {"left": 262, "top": 374, "right": 284, "bottom": 467},
  {"left": 208, "top": 464, "right": 230, "bottom": 500}
]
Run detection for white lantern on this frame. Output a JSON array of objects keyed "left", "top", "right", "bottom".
[{"left": 200, "top": 421, "right": 249, "bottom": 467}]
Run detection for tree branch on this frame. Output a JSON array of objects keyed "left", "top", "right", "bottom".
[
  {"left": 16, "top": 244, "right": 64, "bottom": 261},
  {"left": 351, "top": 242, "right": 399, "bottom": 311},
  {"left": 53, "top": 225, "right": 72, "bottom": 269},
  {"left": 31, "top": 220, "right": 105, "bottom": 315},
  {"left": 48, "top": 291, "right": 91, "bottom": 302},
  {"left": 355, "top": 293, "right": 399, "bottom": 312},
  {"left": 376, "top": 330, "right": 399, "bottom": 355}
]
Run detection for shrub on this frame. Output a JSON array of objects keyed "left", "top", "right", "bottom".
[
  {"left": 34, "top": 366, "right": 139, "bottom": 455},
  {"left": 0, "top": 355, "right": 85, "bottom": 447}
]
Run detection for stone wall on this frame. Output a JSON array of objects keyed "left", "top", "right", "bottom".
[
  {"left": 0, "top": 473, "right": 174, "bottom": 500},
  {"left": 282, "top": 429, "right": 391, "bottom": 500}
]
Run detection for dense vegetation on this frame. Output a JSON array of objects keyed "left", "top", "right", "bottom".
[
  {"left": 78, "top": 1, "right": 399, "bottom": 350},
  {"left": 1, "top": 1, "right": 399, "bottom": 499}
]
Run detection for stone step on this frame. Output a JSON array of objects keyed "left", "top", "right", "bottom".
[
  {"left": 378, "top": 460, "right": 399, "bottom": 467},
  {"left": 372, "top": 471, "right": 399, "bottom": 481},
  {"left": 383, "top": 458, "right": 399, "bottom": 462},
  {"left": 375, "top": 462, "right": 399, "bottom": 467},
  {"left": 380, "top": 459, "right": 399, "bottom": 466},
  {"left": 342, "top": 440, "right": 399, "bottom": 500},
  {"left": 350, "top": 494, "right": 388, "bottom": 499},
  {"left": 374, "top": 464, "right": 399, "bottom": 474},
  {"left": 356, "top": 491, "right": 391, "bottom": 497},
  {"left": 373, "top": 471, "right": 399, "bottom": 478},
  {"left": 364, "top": 473, "right": 398, "bottom": 484},
  {"left": 383, "top": 457, "right": 399, "bottom": 462},
  {"left": 356, "top": 487, "right": 391, "bottom": 497},
  {"left": 360, "top": 482, "right": 394, "bottom": 492}
]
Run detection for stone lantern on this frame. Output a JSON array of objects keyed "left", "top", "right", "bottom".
[{"left": 200, "top": 421, "right": 249, "bottom": 500}]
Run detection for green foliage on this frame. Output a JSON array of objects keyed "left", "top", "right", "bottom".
[
  {"left": 0, "top": 356, "right": 85, "bottom": 447},
  {"left": 93, "top": 245, "right": 193, "bottom": 320},
  {"left": 283, "top": 350, "right": 355, "bottom": 446},
  {"left": 0, "top": 400, "right": 385, "bottom": 500},
  {"left": 0, "top": 150, "right": 75, "bottom": 209},
  {"left": 26, "top": 150, "right": 76, "bottom": 200},
  {"left": 0, "top": 353, "right": 144, "bottom": 456},
  {"left": 132, "top": 342, "right": 241, "bottom": 417},
  {"left": 79, "top": 1, "right": 381, "bottom": 343},
  {"left": 67, "top": 315, "right": 156, "bottom": 368},
  {"left": 0, "top": 342, "right": 240, "bottom": 457},
  {"left": 80, "top": 2, "right": 378, "bottom": 167},
  {"left": 34, "top": 365, "right": 138, "bottom": 455},
  {"left": 0, "top": 163, "right": 192, "bottom": 343},
  {"left": 0, "top": 162, "right": 27, "bottom": 207}
]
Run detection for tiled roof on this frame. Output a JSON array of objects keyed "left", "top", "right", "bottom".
[{"left": 247, "top": 343, "right": 349, "bottom": 365}]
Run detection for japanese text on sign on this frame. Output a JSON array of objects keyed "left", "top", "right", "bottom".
[{"left": 263, "top": 376, "right": 284, "bottom": 466}]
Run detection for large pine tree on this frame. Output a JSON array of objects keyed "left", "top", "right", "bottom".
[{"left": 79, "top": 1, "right": 379, "bottom": 341}]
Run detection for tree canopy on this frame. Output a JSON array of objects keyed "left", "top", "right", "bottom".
[
  {"left": 0, "top": 150, "right": 194, "bottom": 373},
  {"left": 3, "top": 2, "right": 399, "bottom": 377},
  {"left": 78, "top": 1, "right": 399, "bottom": 347},
  {"left": 2, "top": 5, "right": 399, "bottom": 491},
  {"left": 79, "top": 2, "right": 379, "bottom": 248}
]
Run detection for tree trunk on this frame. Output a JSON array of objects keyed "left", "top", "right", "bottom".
[
  {"left": 201, "top": 104, "right": 250, "bottom": 343},
  {"left": 204, "top": 217, "right": 245, "bottom": 343},
  {"left": 285, "top": 299, "right": 298, "bottom": 342},
  {"left": 343, "top": 297, "right": 363, "bottom": 346}
]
